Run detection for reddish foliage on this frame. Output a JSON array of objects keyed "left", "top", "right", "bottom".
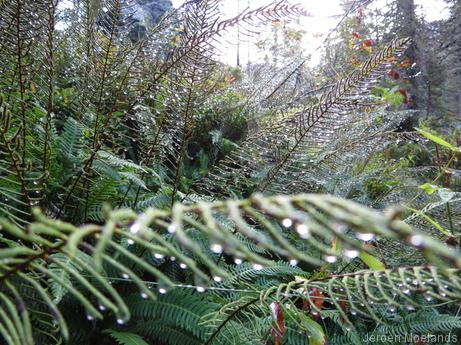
[
  {"left": 310, "top": 288, "right": 325, "bottom": 310},
  {"left": 398, "top": 88, "right": 408, "bottom": 104},
  {"left": 400, "top": 57, "right": 413, "bottom": 68},
  {"left": 363, "top": 39, "right": 373, "bottom": 47},
  {"left": 351, "top": 58, "right": 362, "bottom": 66},
  {"left": 270, "top": 301, "right": 286, "bottom": 345},
  {"left": 352, "top": 32, "right": 361, "bottom": 39},
  {"left": 446, "top": 236, "right": 459, "bottom": 247},
  {"left": 387, "top": 69, "right": 400, "bottom": 80}
]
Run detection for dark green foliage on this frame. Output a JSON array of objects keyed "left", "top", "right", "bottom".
[{"left": 0, "top": 1, "right": 461, "bottom": 345}]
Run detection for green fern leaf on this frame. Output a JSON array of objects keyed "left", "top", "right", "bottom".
[{"left": 103, "top": 329, "right": 149, "bottom": 345}]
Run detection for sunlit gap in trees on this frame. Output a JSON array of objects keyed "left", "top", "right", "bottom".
[{"left": 172, "top": 0, "right": 450, "bottom": 67}]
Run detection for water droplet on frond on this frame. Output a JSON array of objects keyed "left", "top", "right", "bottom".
[{"left": 356, "top": 233, "right": 375, "bottom": 241}]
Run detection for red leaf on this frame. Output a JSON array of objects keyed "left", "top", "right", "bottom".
[
  {"left": 270, "top": 301, "right": 286, "bottom": 336},
  {"left": 310, "top": 288, "right": 325, "bottom": 310},
  {"left": 398, "top": 88, "right": 408, "bottom": 104},
  {"left": 352, "top": 32, "right": 361, "bottom": 39},
  {"left": 400, "top": 57, "right": 413, "bottom": 68},
  {"left": 387, "top": 69, "right": 400, "bottom": 80},
  {"left": 271, "top": 329, "right": 283, "bottom": 345},
  {"left": 446, "top": 236, "right": 458, "bottom": 247},
  {"left": 363, "top": 39, "right": 373, "bottom": 47}
]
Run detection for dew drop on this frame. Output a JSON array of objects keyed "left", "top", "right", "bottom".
[
  {"left": 213, "top": 276, "right": 222, "bottom": 283},
  {"left": 344, "top": 249, "right": 359, "bottom": 259},
  {"left": 253, "top": 263, "right": 263, "bottom": 271},
  {"left": 196, "top": 286, "right": 206, "bottom": 293},
  {"left": 210, "top": 243, "right": 223, "bottom": 254},
  {"left": 234, "top": 258, "right": 243, "bottom": 265},
  {"left": 117, "top": 318, "right": 125, "bottom": 325},
  {"left": 405, "top": 304, "right": 415, "bottom": 311},
  {"left": 167, "top": 224, "right": 176, "bottom": 234},
  {"left": 154, "top": 253, "right": 165, "bottom": 259},
  {"left": 86, "top": 314, "right": 94, "bottom": 321},
  {"left": 296, "top": 224, "right": 310, "bottom": 239},
  {"left": 357, "top": 233, "right": 375, "bottom": 241},
  {"left": 159, "top": 288, "right": 167, "bottom": 294},
  {"left": 179, "top": 263, "right": 187, "bottom": 269},
  {"left": 325, "top": 255, "right": 337, "bottom": 263},
  {"left": 127, "top": 239, "right": 134, "bottom": 245},
  {"left": 409, "top": 235, "right": 424, "bottom": 246},
  {"left": 130, "top": 222, "right": 141, "bottom": 234},
  {"left": 282, "top": 218, "right": 293, "bottom": 228},
  {"left": 289, "top": 259, "right": 298, "bottom": 266}
]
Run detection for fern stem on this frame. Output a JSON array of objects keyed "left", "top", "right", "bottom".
[
  {"left": 92, "top": 0, "right": 121, "bottom": 149},
  {"left": 446, "top": 202, "right": 454, "bottom": 233},
  {"left": 15, "top": 0, "right": 27, "bottom": 167},
  {"left": 171, "top": 76, "right": 196, "bottom": 206},
  {"left": 42, "top": 0, "right": 57, "bottom": 186}
]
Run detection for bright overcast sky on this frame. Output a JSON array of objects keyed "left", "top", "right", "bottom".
[{"left": 172, "top": 0, "right": 450, "bottom": 66}]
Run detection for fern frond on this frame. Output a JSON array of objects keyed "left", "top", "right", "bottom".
[
  {"left": 264, "top": 266, "right": 461, "bottom": 325},
  {"left": 199, "top": 37, "right": 411, "bottom": 197},
  {"left": 0, "top": 192, "right": 460, "bottom": 344},
  {"left": 128, "top": 290, "right": 219, "bottom": 339},
  {"left": 133, "top": 320, "right": 202, "bottom": 345},
  {"left": 204, "top": 266, "right": 461, "bottom": 344},
  {"left": 223, "top": 261, "right": 305, "bottom": 286},
  {"left": 103, "top": 329, "right": 149, "bottom": 345}
]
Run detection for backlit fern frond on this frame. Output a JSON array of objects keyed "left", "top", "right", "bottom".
[
  {"left": 198, "top": 38, "right": 411, "bottom": 197},
  {"left": 289, "top": 110, "right": 413, "bottom": 196},
  {"left": 137, "top": 1, "right": 309, "bottom": 203},
  {"left": 213, "top": 1, "right": 308, "bottom": 36}
]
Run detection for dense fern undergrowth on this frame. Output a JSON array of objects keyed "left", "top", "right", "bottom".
[{"left": 0, "top": 0, "right": 460, "bottom": 344}]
